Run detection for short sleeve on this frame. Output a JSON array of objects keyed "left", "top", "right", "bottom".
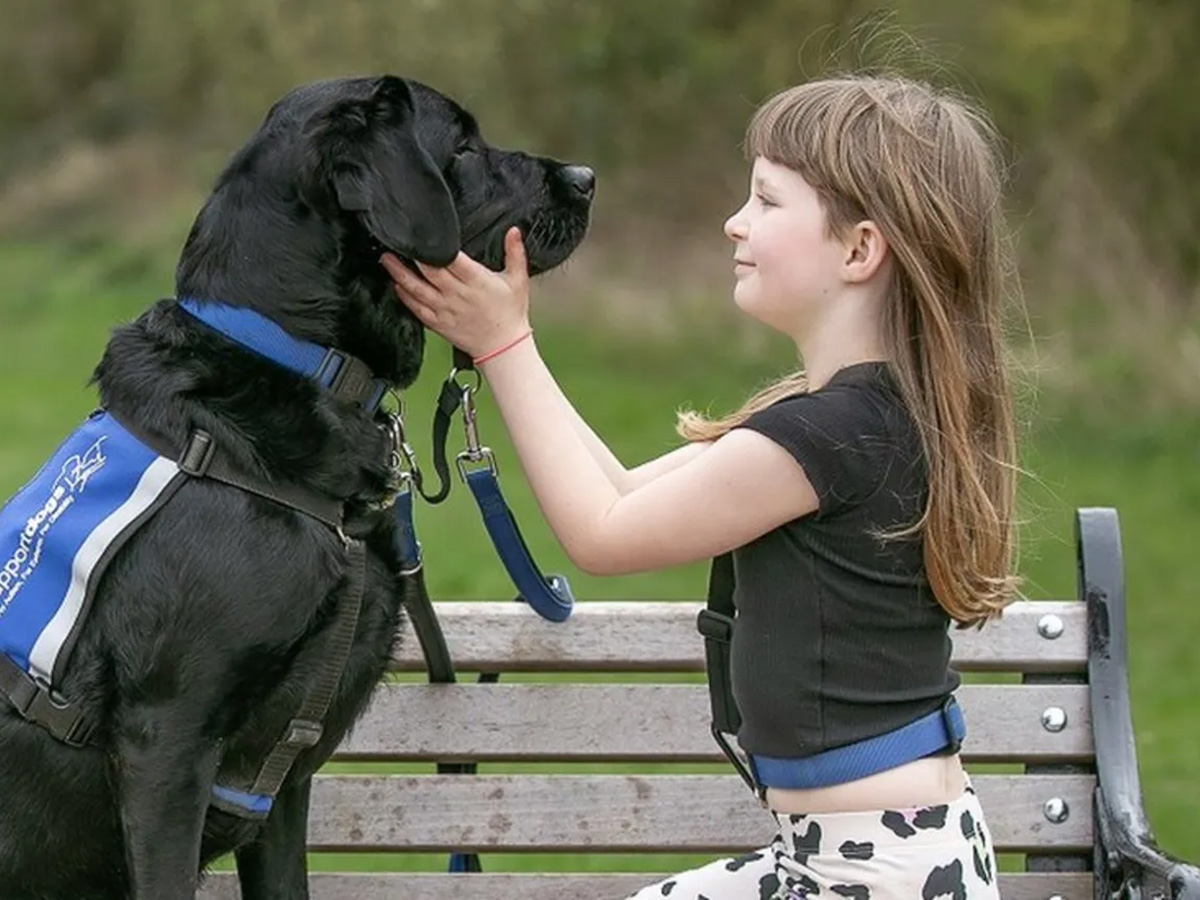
[{"left": 733, "top": 385, "right": 888, "bottom": 517}]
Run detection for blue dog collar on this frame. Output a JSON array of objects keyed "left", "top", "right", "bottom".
[
  {"left": 177, "top": 297, "right": 389, "bottom": 413},
  {"left": 749, "top": 696, "right": 966, "bottom": 791}
]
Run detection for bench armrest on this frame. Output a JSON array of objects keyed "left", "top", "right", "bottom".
[{"left": 1078, "top": 508, "right": 1200, "bottom": 900}]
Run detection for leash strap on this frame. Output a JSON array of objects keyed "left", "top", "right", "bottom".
[
  {"left": 413, "top": 377, "right": 463, "bottom": 505},
  {"left": 397, "top": 528, "right": 486, "bottom": 873},
  {"left": 212, "top": 537, "right": 367, "bottom": 818},
  {"left": 461, "top": 469, "right": 575, "bottom": 622},
  {"left": 696, "top": 552, "right": 759, "bottom": 796},
  {"left": 413, "top": 347, "right": 475, "bottom": 506}
]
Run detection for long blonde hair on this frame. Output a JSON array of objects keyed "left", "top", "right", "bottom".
[{"left": 679, "top": 75, "right": 1019, "bottom": 628}]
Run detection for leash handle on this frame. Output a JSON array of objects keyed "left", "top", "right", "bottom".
[{"left": 461, "top": 467, "right": 575, "bottom": 622}]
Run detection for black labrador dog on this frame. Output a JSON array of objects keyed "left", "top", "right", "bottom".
[{"left": 0, "top": 75, "right": 592, "bottom": 899}]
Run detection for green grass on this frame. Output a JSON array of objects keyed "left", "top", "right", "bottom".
[{"left": 2, "top": 236, "right": 1198, "bottom": 872}]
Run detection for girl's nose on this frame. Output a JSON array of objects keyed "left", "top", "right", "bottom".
[{"left": 724, "top": 208, "right": 747, "bottom": 241}]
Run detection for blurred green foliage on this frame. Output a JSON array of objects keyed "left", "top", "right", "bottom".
[{"left": 3, "top": 0, "right": 1200, "bottom": 288}]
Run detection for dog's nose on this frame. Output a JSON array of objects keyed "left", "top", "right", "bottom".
[{"left": 562, "top": 165, "right": 596, "bottom": 200}]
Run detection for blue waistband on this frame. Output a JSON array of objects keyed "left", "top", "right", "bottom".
[{"left": 749, "top": 696, "right": 965, "bottom": 791}]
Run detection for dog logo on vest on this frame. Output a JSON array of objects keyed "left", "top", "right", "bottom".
[
  {"left": 62, "top": 438, "right": 109, "bottom": 492},
  {"left": 0, "top": 438, "right": 108, "bottom": 617}
]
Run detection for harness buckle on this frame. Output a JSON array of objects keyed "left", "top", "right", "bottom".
[
  {"left": 317, "top": 350, "right": 379, "bottom": 407},
  {"left": 697, "top": 608, "right": 734, "bottom": 643},
  {"left": 20, "top": 676, "right": 95, "bottom": 747},
  {"left": 282, "top": 718, "right": 324, "bottom": 749},
  {"left": 179, "top": 430, "right": 216, "bottom": 477}
]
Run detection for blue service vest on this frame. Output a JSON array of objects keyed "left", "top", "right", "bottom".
[{"left": 0, "top": 410, "right": 183, "bottom": 688}]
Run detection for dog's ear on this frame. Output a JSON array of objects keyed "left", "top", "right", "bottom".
[{"left": 309, "top": 76, "right": 461, "bottom": 265}]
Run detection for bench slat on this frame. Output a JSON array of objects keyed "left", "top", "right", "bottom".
[
  {"left": 201, "top": 871, "right": 1093, "bottom": 900},
  {"left": 339, "top": 683, "right": 1093, "bottom": 763},
  {"left": 390, "top": 601, "right": 1085, "bottom": 673},
  {"left": 304, "top": 774, "right": 1093, "bottom": 853}
]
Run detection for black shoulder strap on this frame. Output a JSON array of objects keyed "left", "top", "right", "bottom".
[
  {"left": 697, "top": 553, "right": 739, "bottom": 734},
  {"left": 176, "top": 431, "right": 344, "bottom": 531},
  {"left": 112, "top": 414, "right": 345, "bottom": 532},
  {"left": 696, "top": 552, "right": 759, "bottom": 795},
  {"left": 247, "top": 537, "right": 367, "bottom": 801}
]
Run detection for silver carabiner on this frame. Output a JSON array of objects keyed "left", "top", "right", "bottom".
[
  {"left": 456, "top": 446, "right": 498, "bottom": 481},
  {"left": 455, "top": 378, "right": 499, "bottom": 479},
  {"left": 448, "top": 366, "right": 483, "bottom": 395},
  {"left": 382, "top": 390, "right": 420, "bottom": 477},
  {"left": 460, "top": 384, "right": 484, "bottom": 460}
]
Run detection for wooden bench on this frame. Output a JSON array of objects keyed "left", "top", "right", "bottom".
[{"left": 202, "top": 507, "right": 1200, "bottom": 899}]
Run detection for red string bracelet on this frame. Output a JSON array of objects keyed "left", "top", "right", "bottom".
[{"left": 472, "top": 329, "right": 534, "bottom": 366}]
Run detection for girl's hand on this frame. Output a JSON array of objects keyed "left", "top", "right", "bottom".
[{"left": 381, "top": 226, "right": 531, "bottom": 359}]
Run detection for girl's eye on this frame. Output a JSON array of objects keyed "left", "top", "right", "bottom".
[{"left": 755, "top": 192, "right": 777, "bottom": 208}]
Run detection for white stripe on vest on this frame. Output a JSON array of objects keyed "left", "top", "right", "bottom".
[{"left": 0, "top": 411, "right": 182, "bottom": 685}]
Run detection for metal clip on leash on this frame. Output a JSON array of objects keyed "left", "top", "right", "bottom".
[
  {"left": 381, "top": 391, "right": 423, "bottom": 575},
  {"left": 452, "top": 367, "right": 496, "bottom": 480}
]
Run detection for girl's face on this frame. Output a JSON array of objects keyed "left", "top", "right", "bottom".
[{"left": 723, "top": 157, "right": 847, "bottom": 336}]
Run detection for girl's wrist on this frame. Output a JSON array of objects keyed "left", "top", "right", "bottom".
[
  {"left": 472, "top": 328, "right": 534, "bottom": 366},
  {"left": 475, "top": 330, "right": 538, "bottom": 375}
]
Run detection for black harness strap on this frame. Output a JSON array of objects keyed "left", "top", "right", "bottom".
[
  {"left": 696, "top": 552, "right": 759, "bottom": 796},
  {"left": 175, "top": 430, "right": 344, "bottom": 531},
  {"left": 247, "top": 537, "right": 367, "bottom": 801}
]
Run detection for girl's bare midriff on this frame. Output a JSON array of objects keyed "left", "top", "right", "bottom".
[{"left": 765, "top": 753, "right": 966, "bottom": 815}]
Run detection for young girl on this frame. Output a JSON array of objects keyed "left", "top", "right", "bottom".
[{"left": 383, "top": 73, "right": 1017, "bottom": 900}]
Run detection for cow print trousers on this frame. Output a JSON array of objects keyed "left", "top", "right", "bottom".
[{"left": 624, "top": 778, "right": 999, "bottom": 900}]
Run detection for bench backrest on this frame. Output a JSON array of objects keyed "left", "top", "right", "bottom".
[{"left": 203, "top": 597, "right": 1095, "bottom": 900}]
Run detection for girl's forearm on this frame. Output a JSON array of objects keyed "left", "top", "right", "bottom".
[{"left": 478, "top": 338, "right": 624, "bottom": 572}]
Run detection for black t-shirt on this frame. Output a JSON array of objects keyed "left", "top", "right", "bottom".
[{"left": 729, "top": 361, "right": 960, "bottom": 759}]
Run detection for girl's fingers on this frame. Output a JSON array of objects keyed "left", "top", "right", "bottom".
[
  {"left": 399, "top": 293, "right": 439, "bottom": 326},
  {"left": 504, "top": 227, "right": 528, "bottom": 284},
  {"left": 390, "top": 273, "right": 442, "bottom": 310},
  {"left": 417, "top": 255, "right": 478, "bottom": 289},
  {"left": 444, "top": 251, "right": 491, "bottom": 286}
]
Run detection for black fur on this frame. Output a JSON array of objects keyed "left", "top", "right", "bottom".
[{"left": 0, "top": 74, "right": 591, "bottom": 899}]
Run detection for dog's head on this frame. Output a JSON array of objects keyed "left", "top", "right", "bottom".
[{"left": 175, "top": 75, "right": 593, "bottom": 386}]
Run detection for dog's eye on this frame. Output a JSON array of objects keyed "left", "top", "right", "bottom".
[{"left": 453, "top": 144, "right": 475, "bottom": 159}]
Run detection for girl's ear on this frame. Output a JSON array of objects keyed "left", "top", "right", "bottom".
[{"left": 841, "top": 220, "right": 889, "bottom": 284}]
